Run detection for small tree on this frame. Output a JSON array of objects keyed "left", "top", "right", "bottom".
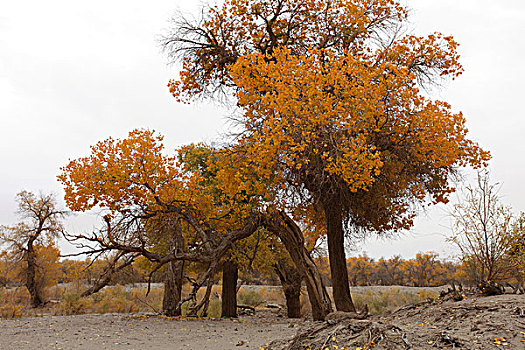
[
  {"left": 508, "top": 213, "right": 525, "bottom": 287},
  {"left": 450, "top": 170, "right": 514, "bottom": 282},
  {"left": 0, "top": 191, "right": 66, "bottom": 307}
]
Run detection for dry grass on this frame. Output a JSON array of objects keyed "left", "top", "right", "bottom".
[
  {"left": 350, "top": 287, "right": 439, "bottom": 315},
  {"left": 0, "top": 284, "right": 439, "bottom": 319},
  {"left": 0, "top": 287, "right": 29, "bottom": 319},
  {"left": 53, "top": 286, "right": 164, "bottom": 315},
  {"left": 0, "top": 285, "right": 164, "bottom": 318}
]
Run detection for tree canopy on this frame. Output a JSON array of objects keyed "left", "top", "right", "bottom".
[{"left": 163, "top": 0, "right": 489, "bottom": 311}]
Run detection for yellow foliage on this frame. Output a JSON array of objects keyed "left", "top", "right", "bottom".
[{"left": 166, "top": 0, "right": 489, "bottom": 234}]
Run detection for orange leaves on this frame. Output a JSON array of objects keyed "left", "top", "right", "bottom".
[
  {"left": 165, "top": 0, "right": 414, "bottom": 102},
  {"left": 379, "top": 32, "right": 464, "bottom": 83},
  {"left": 344, "top": 252, "right": 457, "bottom": 287},
  {"left": 58, "top": 129, "right": 182, "bottom": 213},
  {"left": 164, "top": 0, "right": 491, "bottom": 234},
  {"left": 230, "top": 47, "right": 386, "bottom": 194},
  {"left": 228, "top": 43, "right": 488, "bottom": 216}
]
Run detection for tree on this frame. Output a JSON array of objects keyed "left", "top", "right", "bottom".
[
  {"left": 407, "top": 252, "right": 442, "bottom": 287},
  {"left": 179, "top": 142, "right": 330, "bottom": 319},
  {"left": 59, "top": 129, "right": 331, "bottom": 319},
  {"left": 0, "top": 191, "right": 66, "bottom": 307},
  {"left": 262, "top": 209, "right": 332, "bottom": 320},
  {"left": 163, "top": 0, "right": 489, "bottom": 312},
  {"left": 450, "top": 170, "right": 515, "bottom": 282},
  {"left": 59, "top": 129, "right": 189, "bottom": 315},
  {"left": 509, "top": 214, "right": 525, "bottom": 288},
  {"left": 177, "top": 143, "right": 268, "bottom": 318},
  {"left": 376, "top": 256, "right": 404, "bottom": 285},
  {"left": 144, "top": 213, "right": 185, "bottom": 316},
  {"left": 59, "top": 130, "right": 266, "bottom": 316},
  {"left": 221, "top": 258, "right": 239, "bottom": 317}
]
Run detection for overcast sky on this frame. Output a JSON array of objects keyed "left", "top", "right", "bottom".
[{"left": 1, "top": 0, "right": 524, "bottom": 260}]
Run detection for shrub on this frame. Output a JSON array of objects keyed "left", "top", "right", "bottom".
[
  {"left": 0, "top": 303, "right": 22, "bottom": 319},
  {"left": 207, "top": 298, "right": 221, "bottom": 318},
  {"left": 351, "top": 288, "right": 438, "bottom": 315},
  {"left": 238, "top": 289, "right": 265, "bottom": 307},
  {"left": 57, "top": 292, "right": 88, "bottom": 315}
]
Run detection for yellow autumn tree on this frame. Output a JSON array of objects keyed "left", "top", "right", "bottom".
[
  {"left": 163, "top": 0, "right": 490, "bottom": 312},
  {"left": 0, "top": 192, "right": 66, "bottom": 307},
  {"left": 59, "top": 130, "right": 266, "bottom": 316}
]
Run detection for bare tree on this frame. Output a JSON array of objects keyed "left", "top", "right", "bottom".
[{"left": 450, "top": 170, "right": 514, "bottom": 282}]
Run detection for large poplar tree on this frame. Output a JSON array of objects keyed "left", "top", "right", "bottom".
[{"left": 163, "top": 0, "right": 489, "bottom": 312}]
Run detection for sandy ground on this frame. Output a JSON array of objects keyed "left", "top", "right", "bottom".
[
  {"left": 0, "top": 310, "right": 302, "bottom": 350},
  {"left": 2, "top": 287, "right": 521, "bottom": 350}
]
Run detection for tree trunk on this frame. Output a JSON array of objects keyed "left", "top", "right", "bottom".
[
  {"left": 221, "top": 260, "right": 238, "bottom": 318},
  {"left": 275, "top": 259, "right": 302, "bottom": 318},
  {"left": 264, "top": 211, "right": 332, "bottom": 320},
  {"left": 162, "top": 219, "right": 185, "bottom": 316},
  {"left": 324, "top": 202, "right": 355, "bottom": 312},
  {"left": 26, "top": 241, "right": 43, "bottom": 308},
  {"left": 163, "top": 259, "right": 185, "bottom": 316}
]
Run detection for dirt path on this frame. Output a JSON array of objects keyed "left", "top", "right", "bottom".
[{"left": 0, "top": 311, "right": 303, "bottom": 350}]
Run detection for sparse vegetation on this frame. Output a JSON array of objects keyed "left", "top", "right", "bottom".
[
  {"left": 351, "top": 288, "right": 438, "bottom": 315},
  {"left": 238, "top": 289, "right": 265, "bottom": 308},
  {"left": 0, "top": 283, "right": 441, "bottom": 320}
]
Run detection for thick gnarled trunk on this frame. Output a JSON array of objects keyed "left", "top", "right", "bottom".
[
  {"left": 163, "top": 259, "right": 185, "bottom": 316},
  {"left": 162, "top": 219, "right": 185, "bottom": 316},
  {"left": 275, "top": 259, "right": 302, "bottom": 318},
  {"left": 26, "top": 241, "right": 43, "bottom": 308},
  {"left": 324, "top": 202, "right": 355, "bottom": 312},
  {"left": 221, "top": 260, "right": 238, "bottom": 318},
  {"left": 264, "top": 211, "right": 332, "bottom": 320}
]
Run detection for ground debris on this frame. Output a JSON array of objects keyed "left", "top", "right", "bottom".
[
  {"left": 267, "top": 318, "right": 409, "bottom": 350},
  {"left": 267, "top": 294, "right": 525, "bottom": 350},
  {"left": 325, "top": 305, "right": 368, "bottom": 324},
  {"left": 477, "top": 281, "right": 505, "bottom": 296}
]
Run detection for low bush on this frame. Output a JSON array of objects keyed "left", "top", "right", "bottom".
[
  {"left": 351, "top": 288, "right": 438, "bottom": 315},
  {"left": 0, "top": 303, "right": 22, "bottom": 319},
  {"left": 237, "top": 289, "right": 265, "bottom": 307}
]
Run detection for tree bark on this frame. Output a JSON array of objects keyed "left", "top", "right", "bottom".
[
  {"left": 26, "top": 240, "right": 44, "bottom": 308},
  {"left": 275, "top": 259, "right": 302, "bottom": 318},
  {"left": 163, "top": 219, "right": 185, "bottom": 316},
  {"left": 221, "top": 259, "right": 238, "bottom": 318},
  {"left": 324, "top": 202, "right": 355, "bottom": 312},
  {"left": 264, "top": 211, "right": 332, "bottom": 320},
  {"left": 163, "top": 259, "right": 185, "bottom": 316}
]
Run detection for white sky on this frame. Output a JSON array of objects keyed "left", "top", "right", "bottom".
[{"left": 1, "top": 0, "right": 524, "bottom": 260}]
